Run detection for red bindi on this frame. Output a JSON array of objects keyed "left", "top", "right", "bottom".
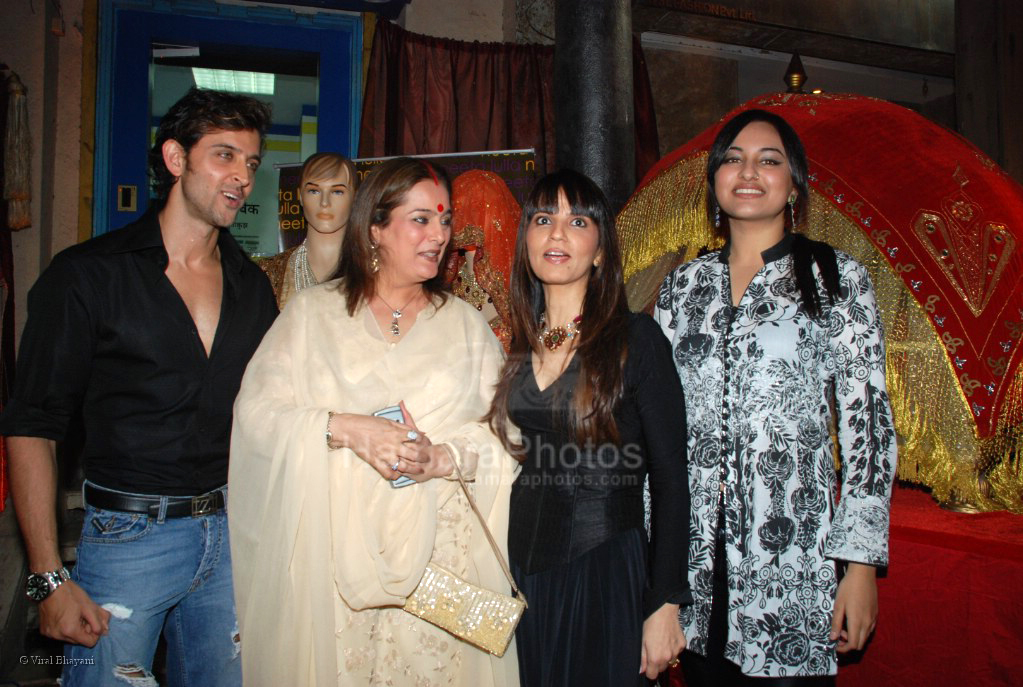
[{"left": 437, "top": 203, "right": 445, "bottom": 212}]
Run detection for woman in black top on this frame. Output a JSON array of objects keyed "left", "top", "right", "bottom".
[{"left": 487, "top": 169, "right": 691, "bottom": 685}]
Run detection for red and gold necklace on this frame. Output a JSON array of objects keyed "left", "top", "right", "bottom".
[{"left": 538, "top": 313, "right": 582, "bottom": 352}]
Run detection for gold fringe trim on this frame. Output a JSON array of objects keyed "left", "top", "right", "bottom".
[
  {"left": 619, "top": 153, "right": 722, "bottom": 310},
  {"left": 617, "top": 161, "right": 1023, "bottom": 513},
  {"left": 803, "top": 197, "right": 1021, "bottom": 512}
]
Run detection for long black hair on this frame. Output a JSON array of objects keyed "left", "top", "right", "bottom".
[
  {"left": 486, "top": 169, "right": 631, "bottom": 453},
  {"left": 707, "top": 108, "right": 838, "bottom": 318}
]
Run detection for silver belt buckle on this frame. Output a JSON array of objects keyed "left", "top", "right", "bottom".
[{"left": 190, "top": 493, "right": 218, "bottom": 517}]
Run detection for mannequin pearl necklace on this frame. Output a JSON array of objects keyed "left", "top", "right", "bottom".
[{"left": 292, "top": 242, "right": 318, "bottom": 293}]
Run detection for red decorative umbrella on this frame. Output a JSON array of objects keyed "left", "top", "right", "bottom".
[{"left": 618, "top": 93, "right": 1023, "bottom": 512}]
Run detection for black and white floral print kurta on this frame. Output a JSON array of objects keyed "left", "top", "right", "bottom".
[{"left": 653, "top": 234, "right": 896, "bottom": 678}]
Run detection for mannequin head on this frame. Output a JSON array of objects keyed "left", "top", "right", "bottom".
[{"left": 299, "top": 153, "right": 357, "bottom": 238}]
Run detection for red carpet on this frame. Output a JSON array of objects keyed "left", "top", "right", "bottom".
[
  {"left": 836, "top": 483, "right": 1023, "bottom": 687},
  {"left": 885, "top": 483, "right": 1023, "bottom": 562}
]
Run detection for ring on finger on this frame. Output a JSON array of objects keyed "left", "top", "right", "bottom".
[
  {"left": 668, "top": 658, "right": 680, "bottom": 668},
  {"left": 390, "top": 460, "right": 401, "bottom": 472},
  {"left": 405, "top": 430, "right": 419, "bottom": 442}
]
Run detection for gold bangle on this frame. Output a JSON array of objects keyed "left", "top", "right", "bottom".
[{"left": 326, "top": 411, "right": 337, "bottom": 449}]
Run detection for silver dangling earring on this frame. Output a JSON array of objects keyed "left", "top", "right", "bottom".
[
  {"left": 714, "top": 204, "right": 721, "bottom": 229},
  {"left": 788, "top": 196, "right": 797, "bottom": 229}
]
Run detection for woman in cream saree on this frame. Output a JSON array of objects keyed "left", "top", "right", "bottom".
[{"left": 229, "top": 157, "right": 519, "bottom": 687}]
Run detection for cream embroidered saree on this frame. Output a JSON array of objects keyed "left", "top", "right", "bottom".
[{"left": 229, "top": 282, "right": 519, "bottom": 686}]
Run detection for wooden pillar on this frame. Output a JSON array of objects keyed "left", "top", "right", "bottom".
[
  {"left": 956, "top": 0, "right": 1023, "bottom": 183},
  {"left": 553, "top": 0, "right": 634, "bottom": 211}
]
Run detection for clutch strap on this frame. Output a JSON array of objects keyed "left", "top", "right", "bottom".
[{"left": 446, "top": 447, "right": 524, "bottom": 601}]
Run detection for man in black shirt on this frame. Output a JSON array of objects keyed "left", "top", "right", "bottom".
[{"left": 0, "top": 87, "right": 277, "bottom": 686}]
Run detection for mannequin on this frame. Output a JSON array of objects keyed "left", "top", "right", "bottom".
[
  {"left": 260, "top": 153, "right": 357, "bottom": 309},
  {"left": 446, "top": 170, "right": 520, "bottom": 351}
]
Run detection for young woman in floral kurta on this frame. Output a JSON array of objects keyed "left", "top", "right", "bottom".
[{"left": 654, "top": 110, "right": 896, "bottom": 684}]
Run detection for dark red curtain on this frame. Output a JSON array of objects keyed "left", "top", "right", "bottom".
[{"left": 359, "top": 20, "right": 660, "bottom": 181}]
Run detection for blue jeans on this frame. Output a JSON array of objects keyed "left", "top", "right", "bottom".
[{"left": 63, "top": 483, "right": 241, "bottom": 687}]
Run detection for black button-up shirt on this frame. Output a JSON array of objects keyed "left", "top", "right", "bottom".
[{"left": 0, "top": 209, "right": 277, "bottom": 495}]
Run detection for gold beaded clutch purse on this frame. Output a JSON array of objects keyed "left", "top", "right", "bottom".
[{"left": 403, "top": 456, "right": 526, "bottom": 657}]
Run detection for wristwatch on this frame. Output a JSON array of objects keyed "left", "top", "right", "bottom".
[{"left": 25, "top": 566, "right": 71, "bottom": 602}]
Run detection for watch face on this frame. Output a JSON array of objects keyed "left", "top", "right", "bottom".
[{"left": 26, "top": 573, "right": 53, "bottom": 602}]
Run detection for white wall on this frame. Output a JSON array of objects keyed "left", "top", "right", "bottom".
[{"left": 402, "top": 0, "right": 515, "bottom": 42}]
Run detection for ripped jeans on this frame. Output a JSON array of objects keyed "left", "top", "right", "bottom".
[{"left": 62, "top": 483, "right": 241, "bottom": 687}]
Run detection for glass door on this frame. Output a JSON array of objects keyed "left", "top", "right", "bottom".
[{"left": 95, "top": 2, "right": 361, "bottom": 249}]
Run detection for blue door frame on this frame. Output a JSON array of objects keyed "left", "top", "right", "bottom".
[{"left": 95, "top": 0, "right": 361, "bottom": 234}]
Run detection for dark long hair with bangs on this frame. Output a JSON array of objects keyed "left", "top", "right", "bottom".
[
  {"left": 486, "top": 169, "right": 631, "bottom": 455},
  {"left": 335, "top": 157, "right": 451, "bottom": 315}
]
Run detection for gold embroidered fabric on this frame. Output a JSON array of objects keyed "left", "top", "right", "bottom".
[
  {"left": 255, "top": 246, "right": 297, "bottom": 311},
  {"left": 454, "top": 256, "right": 492, "bottom": 312},
  {"left": 449, "top": 171, "right": 519, "bottom": 352}
]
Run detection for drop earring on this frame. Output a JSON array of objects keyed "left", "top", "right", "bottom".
[
  {"left": 788, "top": 195, "right": 797, "bottom": 229},
  {"left": 370, "top": 242, "right": 381, "bottom": 273},
  {"left": 714, "top": 204, "right": 721, "bottom": 229}
]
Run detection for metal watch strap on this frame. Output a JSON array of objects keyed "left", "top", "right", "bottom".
[
  {"left": 26, "top": 566, "right": 71, "bottom": 601},
  {"left": 39, "top": 566, "right": 70, "bottom": 585}
]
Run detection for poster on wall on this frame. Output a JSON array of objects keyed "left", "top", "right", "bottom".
[
  {"left": 270, "top": 149, "right": 537, "bottom": 255},
  {"left": 228, "top": 133, "right": 304, "bottom": 256}
]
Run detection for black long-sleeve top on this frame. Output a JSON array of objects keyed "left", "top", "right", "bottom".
[
  {"left": 508, "top": 313, "right": 691, "bottom": 617},
  {"left": 0, "top": 208, "right": 278, "bottom": 495}
]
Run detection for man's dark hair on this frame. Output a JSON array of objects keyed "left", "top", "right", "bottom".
[{"left": 147, "top": 87, "right": 273, "bottom": 200}]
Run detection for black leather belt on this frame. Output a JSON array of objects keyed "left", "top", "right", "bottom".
[{"left": 84, "top": 484, "right": 226, "bottom": 518}]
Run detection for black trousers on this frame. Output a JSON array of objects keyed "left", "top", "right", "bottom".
[{"left": 681, "top": 514, "right": 835, "bottom": 687}]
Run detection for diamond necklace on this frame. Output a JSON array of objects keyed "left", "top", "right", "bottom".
[
  {"left": 538, "top": 313, "right": 582, "bottom": 352},
  {"left": 377, "top": 292, "right": 419, "bottom": 337},
  {"left": 292, "top": 242, "right": 318, "bottom": 293}
]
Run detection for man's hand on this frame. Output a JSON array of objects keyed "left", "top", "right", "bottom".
[
  {"left": 38, "top": 581, "right": 111, "bottom": 647},
  {"left": 831, "top": 562, "right": 878, "bottom": 653},
  {"left": 7, "top": 436, "right": 110, "bottom": 645}
]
